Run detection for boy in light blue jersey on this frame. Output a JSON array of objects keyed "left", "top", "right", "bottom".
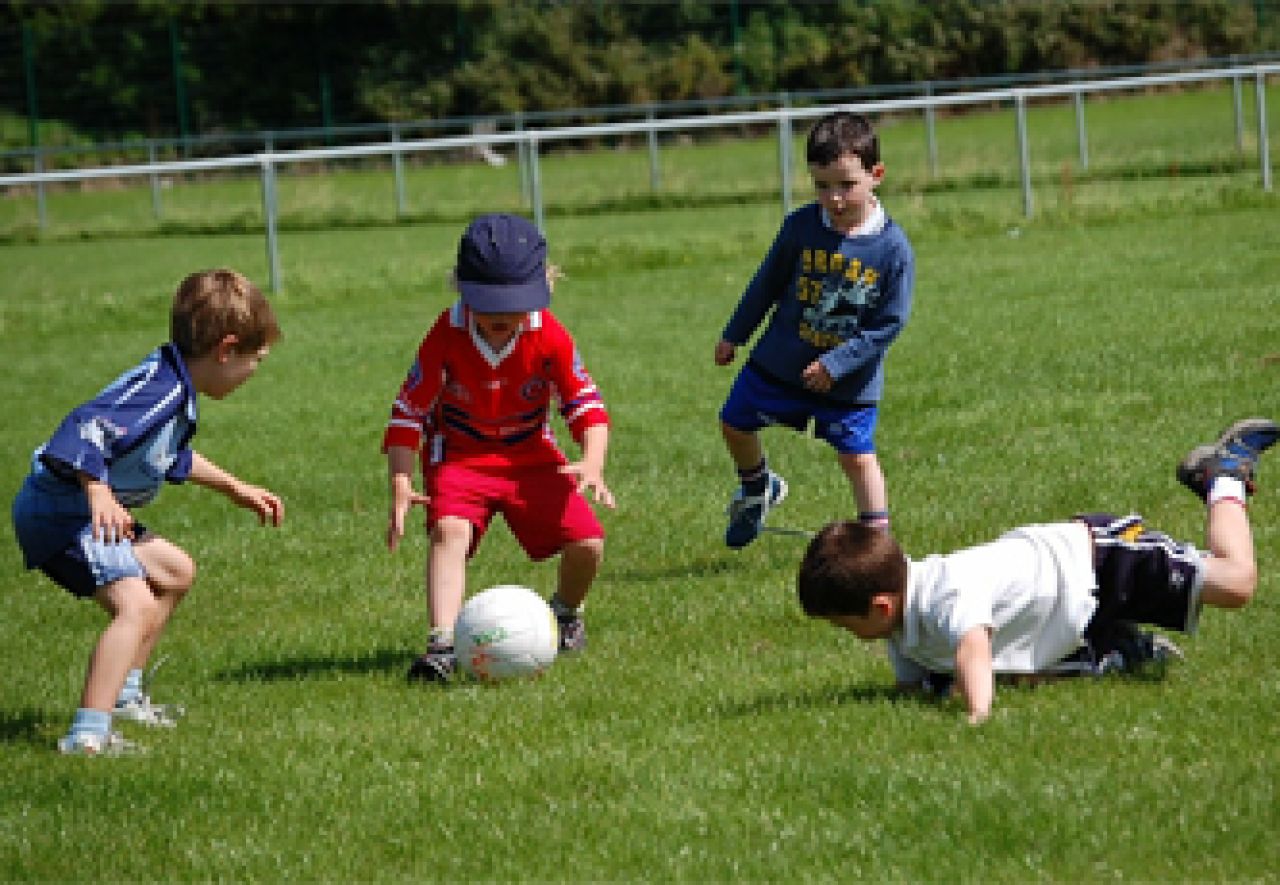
[
  {"left": 11, "top": 269, "right": 284, "bottom": 755},
  {"left": 716, "top": 111, "right": 914, "bottom": 547}
]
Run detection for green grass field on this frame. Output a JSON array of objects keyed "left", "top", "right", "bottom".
[{"left": 2, "top": 84, "right": 1279, "bottom": 881}]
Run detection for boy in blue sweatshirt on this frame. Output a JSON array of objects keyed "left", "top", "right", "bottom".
[{"left": 715, "top": 111, "right": 915, "bottom": 547}]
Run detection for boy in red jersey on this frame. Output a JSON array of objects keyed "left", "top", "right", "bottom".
[{"left": 384, "top": 214, "right": 614, "bottom": 682}]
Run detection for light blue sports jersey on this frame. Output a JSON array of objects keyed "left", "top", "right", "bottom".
[{"left": 12, "top": 343, "right": 198, "bottom": 568}]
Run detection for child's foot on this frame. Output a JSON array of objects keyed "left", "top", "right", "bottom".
[
  {"left": 557, "top": 615, "right": 587, "bottom": 653},
  {"left": 114, "top": 695, "right": 185, "bottom": 728},
  {"left": 1177, "top": 417, "right": 1280, "bottom": 498},
  {"left": 406, "top": 648, "right": 456, "bottom": 684},
  {"left": 725, "top": 471, "right": 788, "bottom": 549},
  {"left": 58, "top": 730, "right": 146, "bottom": 757}
]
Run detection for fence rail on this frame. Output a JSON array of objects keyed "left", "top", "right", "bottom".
[{"left": 2, "top": 62, "right": 1275, "bottom": 293}]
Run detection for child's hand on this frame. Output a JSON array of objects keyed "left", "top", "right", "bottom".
[
  {"left": 387, "top": 474, "right": 430, "bottom": 552},
  {"left": 714, "top": 340, "right": 737, "bottom": 366},
  {"left": 232, "top": 482, "right": 285, "bottom": 527},
  {"left": 84, "top": 479, "right": 134, "bottom": 543},
  {"left": 561, "top": 461, "right": 616, "bottom": 510},
  {"left": 801, "top": 360, "right": 834, "bottom": 393}
]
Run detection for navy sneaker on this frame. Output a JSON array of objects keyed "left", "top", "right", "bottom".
[
  {"left": 406, "top": 648, "right": 456, "bottom": 684},
  {"left": 1177, "top": 418, "right": 1279, "bottom": 499},
  {"left": 558, "top": 615, "right": 587, "bottom": 653},
  {"left": 725, "top": 472, "right": 788, "bottom": 549}
]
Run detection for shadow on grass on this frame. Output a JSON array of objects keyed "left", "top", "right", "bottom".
[
  {"left": 213, "top": 647, "right": 410, "bottom": 683},
  {"left": 607, "top": 553, "right": 762, "bottom": 582},
  {"left": 0, "top": 707, "right": 55, "bottom": 746}
]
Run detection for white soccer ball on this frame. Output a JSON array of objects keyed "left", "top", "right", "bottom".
[{"left": 455, "top": 585, "right": 559, "bottom": 682}]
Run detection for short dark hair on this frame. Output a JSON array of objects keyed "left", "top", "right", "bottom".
[
  {"left": 797, "top": 521, "right": 907, "bottom": 617},
  {"left": 806, "top": 111, "right": 879, "bottom": 170},
  {"left": 171, "top": 269, "right": 281, "bottom": 358}
]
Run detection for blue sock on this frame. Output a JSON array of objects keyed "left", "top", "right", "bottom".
[
  {"left": 116, "top": 668, "right": 144, "bottom": 707},
  {"left": 859, "top": 510, "right": 891, "bottom": 529},
  {"left": 68, "top": 708, "right": 111, "bottom": 739}
]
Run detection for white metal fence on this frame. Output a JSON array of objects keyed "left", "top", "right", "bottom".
[{"left": 2, "top": 62, "right": 1274, "bottom": 293}]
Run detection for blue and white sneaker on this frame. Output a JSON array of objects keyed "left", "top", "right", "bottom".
[
  {"left": 1177, "top": 417, "right": 1279, "bottom": 499},
  {"left": 114, "top": 695, "right": 184, "bottom": 728},
  {"left": 725, "top": 472, "right": 788, "bottom": 549},
  {"left": 58, "top": 730, "right": 146, "bottom": 757}
]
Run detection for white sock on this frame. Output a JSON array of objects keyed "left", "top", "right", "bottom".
[{"left": 1208, "top": 475, "right": 1247, "bottom": 507}]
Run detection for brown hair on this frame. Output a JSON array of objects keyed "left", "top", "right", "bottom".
[
  {"left": 171, "top": 269, "right": 281, "bottom": 358},
  {"left": 806, "top": 111, "right": 880, "bottom": 170},
  {"left": 797, "top": 521, "right": 907, "bottom": 617}
]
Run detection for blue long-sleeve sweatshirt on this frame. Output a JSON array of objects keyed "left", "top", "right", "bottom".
[{"left": 721, "top": 201, "right": 914, "bottom": 405}]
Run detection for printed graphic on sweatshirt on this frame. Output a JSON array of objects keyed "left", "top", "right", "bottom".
[{"left": 796, "top": 248, "right": 881, "bottom": 349}]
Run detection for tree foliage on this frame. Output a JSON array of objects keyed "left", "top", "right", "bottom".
[{"left": 0, "top": 0, "right": 1276, "bottom": 142}]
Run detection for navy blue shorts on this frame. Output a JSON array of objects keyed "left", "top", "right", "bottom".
[
  {"left": 1075, "top": 512, "right": 1204, "bottom": 637},
  {"left": 719, "top": 363, "right": 878, "bottom": 455}
]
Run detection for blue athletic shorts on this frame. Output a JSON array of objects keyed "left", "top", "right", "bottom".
[
  {"left": 720, "top": 363, "right": 878, "bottom": 455},
  {"left": 12, "top": 476, "right": 148, "bottom": 598}
]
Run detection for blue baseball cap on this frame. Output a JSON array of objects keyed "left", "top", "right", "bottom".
[{"left": 455, "top": 213, "right": 551, "bottom": 313}]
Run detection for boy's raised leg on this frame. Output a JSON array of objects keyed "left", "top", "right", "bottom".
[{"left": 1180, "top": 417, "right": 1277, "bottom": 609}]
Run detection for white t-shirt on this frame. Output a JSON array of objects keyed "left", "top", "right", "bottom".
[{"left": 887, "top": 522, "right": 1099, "bottom": 681}]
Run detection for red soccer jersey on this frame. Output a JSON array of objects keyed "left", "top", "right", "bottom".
[{"left": 382, "top": 302, "right": 609, "bottom": 468}]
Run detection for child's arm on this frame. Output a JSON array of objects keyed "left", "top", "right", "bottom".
[
  {"left": 187, "top": 452, "right": 284, "bottom": 527},
  {"left": 79, "top": 473, "right": 134, "bottom": 542},
  {"left": 386, "top": 445, "right": 430, "bottom": 552},
  {"left": 560, "top": 424, "right": 615, "bottom": 509},
  {"left": 954, "top": 625, "right": 994, "bottom": 725}
]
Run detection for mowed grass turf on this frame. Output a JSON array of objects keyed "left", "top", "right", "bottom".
[{"left": 1, "top": 109, "right": 1279, "bottom": 879}]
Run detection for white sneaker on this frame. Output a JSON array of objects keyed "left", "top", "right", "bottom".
[
  {"left": 58, "top": 730, "right": 147, "bottom": 756},
  {"left": 114, "top": 695, "right": 185, "bottom": 728}
]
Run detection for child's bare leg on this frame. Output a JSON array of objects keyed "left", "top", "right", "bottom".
[
  {"left": 721, "top": 421, "right": 763, "bottom": 470},
  {"left": 129, "top": 538, "right": 195, "bottom": 670},
  {"left": 1199, "top": 499, "right": 1258, "bottom": 609},
  {"left": 556, "top": 537, "right": 603, "bottom": 610},
  {"left": 427, "top": 516, "right": 472, "bottom": 636},
  {"left": 83, "top": 577, "right": 161, "bottom": 711},
  {"left": 837, "top": 451, "right": 888, "bottom": 525}
]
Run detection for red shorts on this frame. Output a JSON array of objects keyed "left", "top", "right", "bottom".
[{"left": 425, "top": 462, "right": 604, "bottom": 561}]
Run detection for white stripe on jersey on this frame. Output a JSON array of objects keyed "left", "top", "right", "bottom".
[
  {"left": 137, "top": 382, "right": 184, "bottom": 429},
  {"left": 113, "top": 358, "right": 160, "bottom": 407}
]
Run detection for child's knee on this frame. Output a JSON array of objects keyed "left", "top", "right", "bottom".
[
  {"left": 152, "top": 550, "right": 196, "bottom": 596},
  {"left": 566, "top": 536, "right": 604, "bottom": 564},
  {"left": 430, "top": 516, "right": 474, "bottom": 548}
]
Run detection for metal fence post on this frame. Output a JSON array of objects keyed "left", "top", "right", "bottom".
[
  {"left": 1014, "top": 92, "right": 1033, "bottom": 218},
  {"left": 777, "top": 108, "right": 793, "bottom": 215},
  {"left": 148, "top": 141, "right": 163, "bottom": 219},
  {"left": 1073, "top": 90, "right": 1089, "bottom": 170},
  {"left": 260, "top": 157, "right": 282, "bottom": 293},
  {"left": 924, "top": 83, "right": 938, "bottom": 178},
  {"left": 646, "top": 108, "right": 662, "bottom": 192},
  {"left": 515, "top": 113, "right": 531, "bottom": 207},
  {"left": 391, "top": 122, "right": 406, "bottom": 218},
  {"left": 34, "top": 149, "right": 47, "bottom": 230},
  {"left": 1233, "top": 73, "right": 1246, "bottom": 153},
  {"left": 528, "top": 136, "right": 544, "bottom": 231},
  {"left": 1257, "top": 68, "right": 1272, "bottom": 192}
]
